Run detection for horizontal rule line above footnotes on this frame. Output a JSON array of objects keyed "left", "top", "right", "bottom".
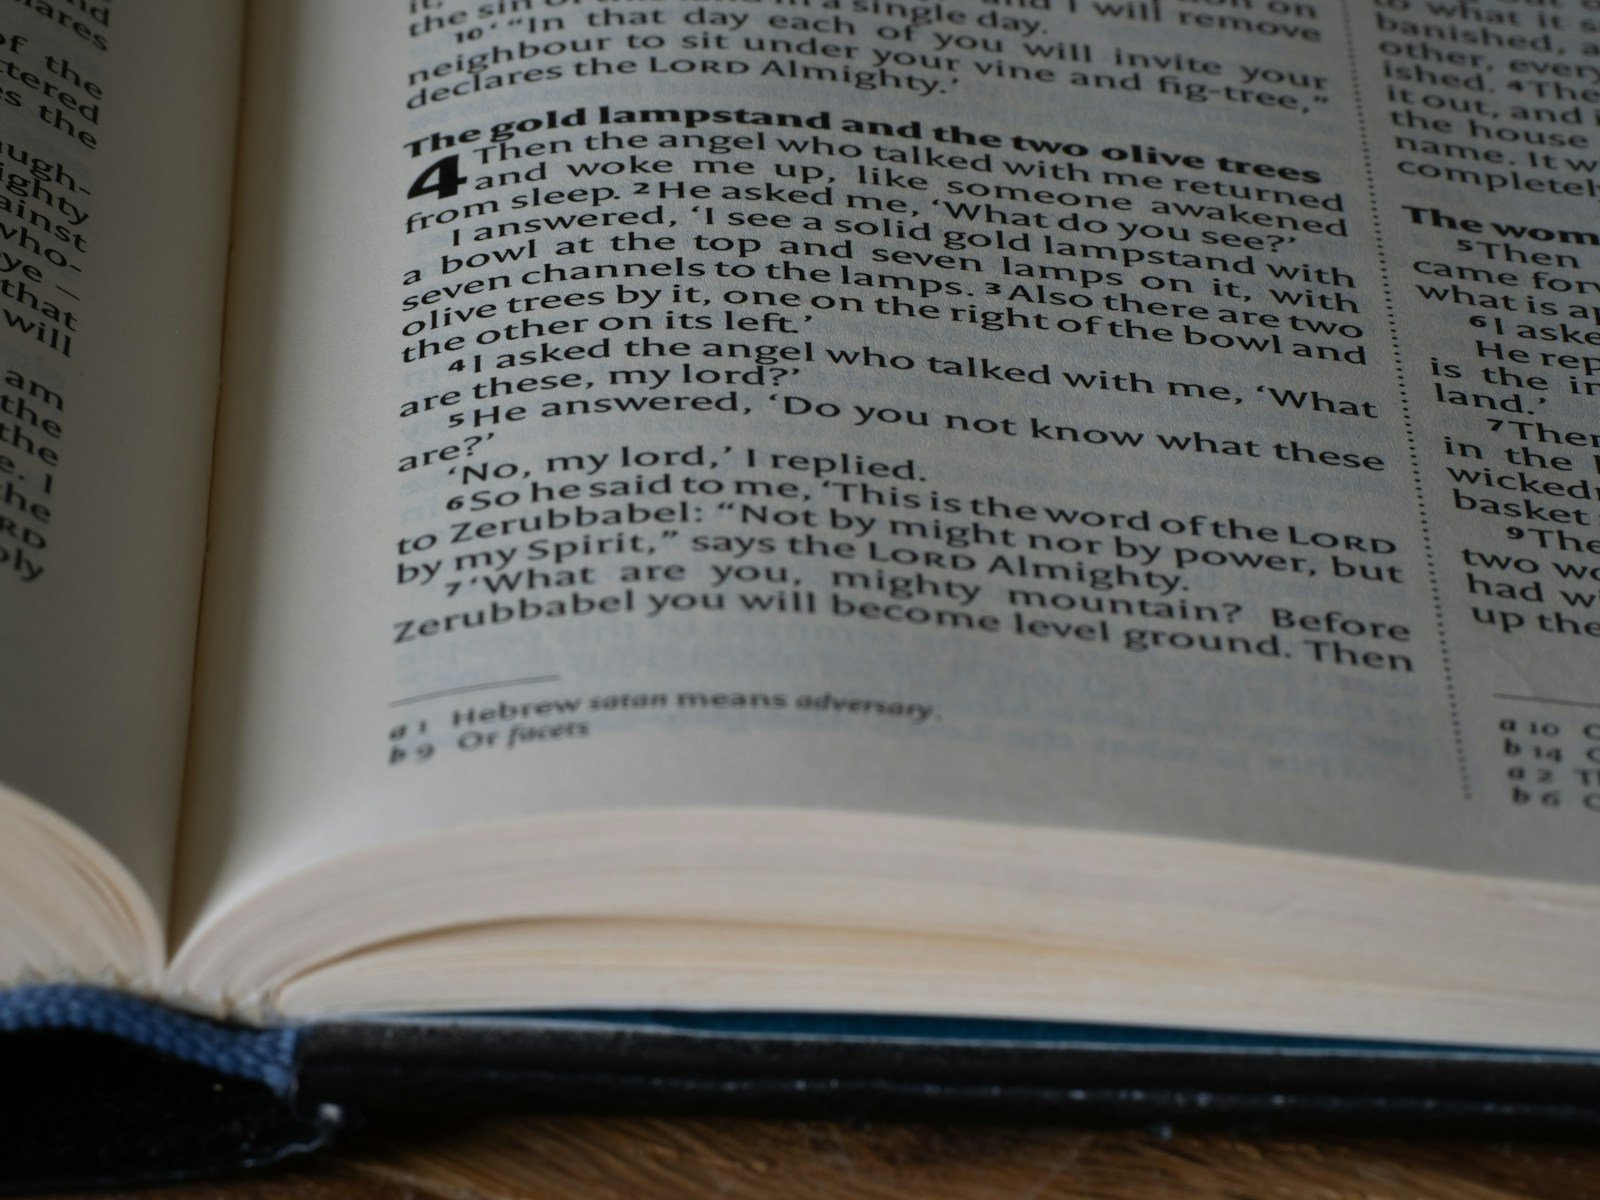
[
  {"left": 392, "top": 675, "right": 562, "bottom": 707},
  {"left": 1494, "top": 694, "right": 1600, "bottom": 712}
]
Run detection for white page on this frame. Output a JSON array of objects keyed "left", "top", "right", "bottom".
[
  {"left": 180, "top": 0, "right": 1600, "bottom": 949},
  {"left": 0, "top": 1, "right": 243, "bottom": 924}
]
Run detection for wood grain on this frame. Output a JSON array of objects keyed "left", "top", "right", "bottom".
[{"left": 51, "top": 1116, "right": 1600, "bottom": 1200}]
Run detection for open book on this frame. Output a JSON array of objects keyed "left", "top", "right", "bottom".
[{"left": 5, "top": 0, "right": 1600, "bottom": 1063}]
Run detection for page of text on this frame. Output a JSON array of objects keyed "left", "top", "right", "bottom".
[
  {"left": 0, "top": 0, "right": 244, "bottom": 910},
  {"left": 183, "top": 0, "right": 1600, "bottom": 935}
]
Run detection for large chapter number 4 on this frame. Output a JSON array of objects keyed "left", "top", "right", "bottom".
[{"left": 409, "top": 154, "right": 465, "bottom": 203}]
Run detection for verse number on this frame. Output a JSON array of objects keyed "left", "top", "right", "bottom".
[
  {"left": 389, "top": 722, "right": 436, "bottom": 766},
  {"left": 1511, "top": 787, "right": 1561, "bottom": 807}
]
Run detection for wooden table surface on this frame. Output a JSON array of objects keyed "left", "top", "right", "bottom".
[{"left": 64, "top": 1114, "right": 1600, "bottom": 1200}]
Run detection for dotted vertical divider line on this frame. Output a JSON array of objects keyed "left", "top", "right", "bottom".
[{"left": 1338, "top": 0, "right": 1473, "bottom": 802}]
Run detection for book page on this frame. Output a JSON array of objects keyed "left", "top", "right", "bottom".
[
  {"left": 181, "top": 0, "right": 1600, "bottom": 942},
  {"left": 0, "top": 2, "right": 243, "bottom": 915}
]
